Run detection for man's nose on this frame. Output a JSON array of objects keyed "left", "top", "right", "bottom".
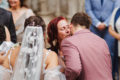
[{"left": 66, "top": 29, "right": 70, "bottom": 34}]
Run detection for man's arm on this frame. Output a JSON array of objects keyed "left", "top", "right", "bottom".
[
  {"left": 8, "top": 12, "right": 17, "bottom": 43},
  {"left": 85, "top": 0, "right": 100, "bottom": 27},
  {"left": 61, "top": 39, "right": 82, "bottom": 80}
]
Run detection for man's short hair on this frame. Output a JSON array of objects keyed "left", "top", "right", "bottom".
[{"left": 71, "top": 12, "right": 92, "bottom": 28}]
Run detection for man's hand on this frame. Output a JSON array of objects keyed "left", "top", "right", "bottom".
[{"left": 97, "top": 23, "right": 106, "bottom": 31}]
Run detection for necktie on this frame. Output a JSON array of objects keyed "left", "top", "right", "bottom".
[{"left": 101, "top": 0, "right": 103, "bottom": 5}]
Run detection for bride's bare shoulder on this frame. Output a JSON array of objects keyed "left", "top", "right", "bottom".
[
  {"left": 44, "top": 49, "right": 58, "bottom": 69},
  {"left": 47, "top": 50, "right": 58, "bottom": 60}
]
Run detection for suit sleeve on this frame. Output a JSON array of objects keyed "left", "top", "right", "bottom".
[
  {"left": 61, "top": 39, "right": 82, "bottom": 80},
  {"left": 85, "top": 0, "right": 100, "bottom": 27},
  {"left": 8, "top": 12, "right": 17, "bottom": 43},
  {"left": 104, "top": 0, "right": 120, "bottom": 27}
]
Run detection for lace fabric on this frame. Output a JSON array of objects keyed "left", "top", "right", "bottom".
[
  {"left": 11, "top": 26, "right": 44, "bottom": 80},
  {"left": 0, "top": 41, "right": 14, "bottom": 56}
]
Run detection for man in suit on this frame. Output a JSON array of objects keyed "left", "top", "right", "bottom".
[
  {"left": 0, "top": 7, "right": 16, "bottom": 43},
  {"left": 85, "top": 0, "right": 120, "bottom": 79},
  {"left": 61, "top": 12, "right": 112, "bottom": 80}
]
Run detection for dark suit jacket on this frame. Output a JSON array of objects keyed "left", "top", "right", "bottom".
[{"left": 0, "top": 8, "right": 16, "bottom": 43}]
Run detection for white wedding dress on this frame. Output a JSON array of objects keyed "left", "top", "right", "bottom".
[{"left": 43, "top": 50, "right": 66, "bottom": 80}]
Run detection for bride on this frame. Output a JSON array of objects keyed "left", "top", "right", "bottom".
[{"left": 0, "top": 16, "right": 66, "bottom": 80}]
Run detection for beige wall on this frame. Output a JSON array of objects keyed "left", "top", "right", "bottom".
[
  {"left": 25, "top": 0, "right": 85, "bottom": 17},
  {"left": 24, "top": 0, "right": 85, "bottom": 47}
]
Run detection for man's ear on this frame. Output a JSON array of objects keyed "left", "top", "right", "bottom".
[
  {"left": 69, "top": 24, "right": 74, "bottom": 35},
  {"left": 5, "top": 26, "right": 11, "bottom": 41}
]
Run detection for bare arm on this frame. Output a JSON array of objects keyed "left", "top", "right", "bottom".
[
  {"left": 109, "top": 26, "right": 120, "bottom": 40},
  {"left": 45, "top": 51, "right": 59, "bottom": 70}
]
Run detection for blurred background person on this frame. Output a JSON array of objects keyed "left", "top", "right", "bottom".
[
  {"left": 85, "top": 0, "right": 120, "bottom": 79},
  {"left": 8, "top": 0, "right": 35, "bottom": 42},
  {"left": 0, "top": 1, "right": 16, "bottom": 43},
  {"left": 109, "top": 7, "right": 120, "bottom": 80}
]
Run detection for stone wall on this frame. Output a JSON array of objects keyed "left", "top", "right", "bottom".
[{"left": 24, "top": 0, "right": 85, "bottom": 23}]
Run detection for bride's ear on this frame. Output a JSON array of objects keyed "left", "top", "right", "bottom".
[{"left": 5, "top": 26, "right": 11, "bottom": 41}]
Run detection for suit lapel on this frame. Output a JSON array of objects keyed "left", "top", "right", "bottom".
[
  {"left": 101, "top": 0, "right": 103, "bottom": 6},
  {"left": 74, "top": 29, "right": 91, "bottom": 36},
  {"left": 102, "top": 0, "right": 105, "bottom": 7},
  {"left": 97, "top": 0, "right": 102, "bottom": 7}
]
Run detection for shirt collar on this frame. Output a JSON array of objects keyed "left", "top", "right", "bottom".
[{"left": 74, "top": 29, "right": 91, "bottom": 35}]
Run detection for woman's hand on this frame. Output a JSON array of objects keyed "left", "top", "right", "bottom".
[{"left": 109, "top": 25, "right": 120, "bottom": 40}]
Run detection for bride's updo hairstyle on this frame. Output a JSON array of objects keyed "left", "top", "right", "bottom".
[
  {"left": 24, "top": 16, "right": 46, "bottom": 33},
  {"left": 0, "top": 25, "right": 6, "bottom": 44}
]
